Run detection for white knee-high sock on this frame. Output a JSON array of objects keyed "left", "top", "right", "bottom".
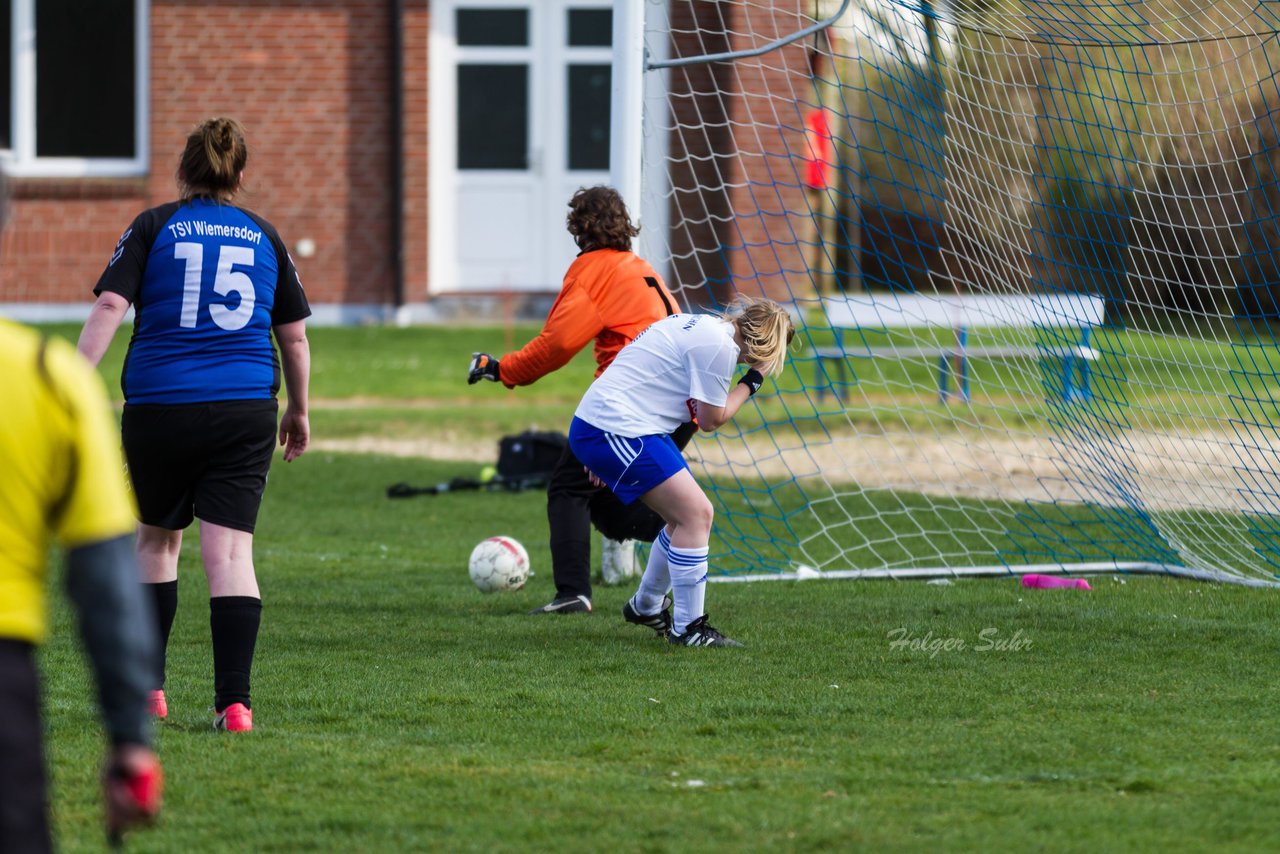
[
  {"left": 632, "top": 528, "right": 672, "bottom": 615},
  {"left": 667, "top": 544, "right": 709, "bottom": 635}
]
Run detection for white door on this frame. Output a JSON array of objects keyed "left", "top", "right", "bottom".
[{"left": 430, "top": 0, "right": 614, "bottom": 294}]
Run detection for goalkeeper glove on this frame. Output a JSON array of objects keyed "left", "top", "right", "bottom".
[
  {"left": 737, "top": 368, "right": 765, "bottom": 396},
  {"left": 468, "top": 353, "right": 501, "bottom": 385}
]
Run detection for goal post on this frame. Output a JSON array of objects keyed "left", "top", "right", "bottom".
[{"left": 618, "top": 0, "right": 1280, "bottom": 587}]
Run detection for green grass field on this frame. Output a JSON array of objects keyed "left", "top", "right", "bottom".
[
  {"left": 34, "top": 323, "right": 1280, "bottom": 852},
  {"left": 43, "top": 319, "right": 1280, "bottom": 437}
]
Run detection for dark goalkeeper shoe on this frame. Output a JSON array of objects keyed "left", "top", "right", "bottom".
[
  {"left": 528, "top": 595, "right": 592, "bottom": 615},
  {"left": 668, "top": 615, "right": 744, "bottom": 648},
  {"left": 622, "top": 595, "right": 673, "bottom": 638}
]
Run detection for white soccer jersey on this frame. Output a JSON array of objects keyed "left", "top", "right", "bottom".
[{"left": 574, "top": 313, "right": 740, "bottom": 437}]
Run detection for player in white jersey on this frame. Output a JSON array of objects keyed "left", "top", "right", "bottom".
[{"left": 569, "top": 298, "right": 795, "bottom": 646}]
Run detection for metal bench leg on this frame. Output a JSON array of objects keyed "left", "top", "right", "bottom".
[
  {"left": 937, "top": 354, "right": 949, "bottom": 404},
  {"left": 1077, "top": 328, "right": 1093, "bottom": 401},
  {"left": 815, "top": 354, "right": 849, "bottom": 403},
  {"left": 1061, "top": 328, "right": 1094, "bottom": 403}
]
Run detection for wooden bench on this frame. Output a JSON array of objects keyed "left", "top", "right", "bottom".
[{"left": 813, "top": 292, "right": 1106, "bottom": 403}]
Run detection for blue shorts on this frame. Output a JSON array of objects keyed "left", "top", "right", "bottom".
[{"left": 568, "top": 417, "right": 689, "bottom": 505}]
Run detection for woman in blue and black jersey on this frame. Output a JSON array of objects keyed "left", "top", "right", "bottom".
[{"left": 77, "top": 117, "right": 312, "bottom": 734}]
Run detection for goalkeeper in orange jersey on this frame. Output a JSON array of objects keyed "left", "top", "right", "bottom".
[{"left": 468, "top": 186, "right": 695, "bottom": 616}]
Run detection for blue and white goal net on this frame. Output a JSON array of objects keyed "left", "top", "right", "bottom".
[{"left": 632, "top": 0, "right": 1280, "bottom": 585}]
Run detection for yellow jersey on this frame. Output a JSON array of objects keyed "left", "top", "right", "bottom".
[{"left": 0, "top": 319, "right": 136, "bottom": 643}]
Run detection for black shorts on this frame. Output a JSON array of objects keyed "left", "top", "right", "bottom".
[
  {"left": 122, "top": 400, "right": 278, "bottom": 533},
  {"left": 0, "top": 640, "right": 50, "bottom": 854}
]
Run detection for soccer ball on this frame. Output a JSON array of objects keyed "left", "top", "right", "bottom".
[{"left": 468, "top": 536, "right": 530, "bottom": 593}]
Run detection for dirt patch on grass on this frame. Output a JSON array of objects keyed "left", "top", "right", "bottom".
[
  {"left": 314, "top": 427, "right": 1271, "bottom": 512},
  {"left": 313, "top": 435, "right": 495, "bottom": 463},
  {"left": 688, "top": 429, "right": 1273, "bottom": 512}
]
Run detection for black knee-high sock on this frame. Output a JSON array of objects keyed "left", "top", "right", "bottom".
[
  {"left": 209, "top": 596, "right": 262, "bottom": 712},
  {"left": 146, "top": 581, "right": 179, "bottom": 690}
]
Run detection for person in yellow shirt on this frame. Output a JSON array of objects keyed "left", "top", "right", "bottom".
[{"left": 0, "top": 313, "right": 161, "bottom": 846}]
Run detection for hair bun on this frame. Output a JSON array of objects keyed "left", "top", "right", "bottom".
[
  {"left": 180, "top": 117, "right": 247, "bottom": 201},
  {"left": 214, "top": 119, "right": 234, "bottom": 150}
]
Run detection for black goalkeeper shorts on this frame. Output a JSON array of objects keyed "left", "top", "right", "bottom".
[
  {"left": 122, "top": 400, "right": 278, "bottom": 533},
  {"left": 0, "top": 640, "right": 50, "bottom": 854}
]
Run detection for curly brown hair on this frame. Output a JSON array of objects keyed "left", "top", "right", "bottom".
[{"left": 565, "top": 186, "right": 639, "bottom": 252}]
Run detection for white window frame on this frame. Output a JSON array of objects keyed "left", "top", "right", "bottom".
[
  {"left": 429, "top": 0, "right": 630, "bottom": 296},
  {"left": 3, "top": 0, "right": 149, "bottom": 178}
]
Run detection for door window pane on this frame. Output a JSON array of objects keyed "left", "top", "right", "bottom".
[
  {"left": 567, "top": 9, "right": 611, "bottom": 47},
  {"left": 457, "top": 9, "right": 528, "bottom": 47},
  {"left": 36, "top": 0, "right": 134, "bottom": 158},
  {"left": 567, "top": 64, "right": 610, "bottom": 171},
  {"left": 458, "top": 64, "right": 528, "bottom": 170}
]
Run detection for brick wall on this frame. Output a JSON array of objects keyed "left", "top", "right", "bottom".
[
  {"left": 0, "top": 0, "right": 420, "bottom": 308},
  {"left": 0, "top": 0, "right": 806, "bottom": 312},
  {"left": 665, "top": 1, "right": 813, "bottom": 306},
  {"left": 732, "top": 2, "right": 813, "bottom": 303},
  {"left": 402, "top": 0, "right": 430, "bottom": 303},
  {"left": 666, "top": 0, "right": 737, "bottom": 308},
  {"left": 2, "top": 183, "right": 146, "bottom": 303}
]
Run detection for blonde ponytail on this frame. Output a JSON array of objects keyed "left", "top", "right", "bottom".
[{"left": 723, "top": 296, "right": 796, "bottom": 376}]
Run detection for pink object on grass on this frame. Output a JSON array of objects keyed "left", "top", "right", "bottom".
[{"left": 1021, "top": 573, "right": 1091, "bottom": 590}]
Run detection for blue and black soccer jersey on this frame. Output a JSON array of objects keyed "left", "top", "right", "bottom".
[{"left": 94, "top": 198, "right": 311, "bottom": 404}]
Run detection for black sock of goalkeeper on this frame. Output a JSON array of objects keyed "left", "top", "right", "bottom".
[
  {"left": 146, "top": 580, "right": 178, "bottom": 689},
  {"left": 210, "top": 596, "right": 262, "bottom": 711}
]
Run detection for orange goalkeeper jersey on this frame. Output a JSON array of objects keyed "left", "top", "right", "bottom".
[{"left": 499, "top": 249, "right": 679, "bottom": 387}]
